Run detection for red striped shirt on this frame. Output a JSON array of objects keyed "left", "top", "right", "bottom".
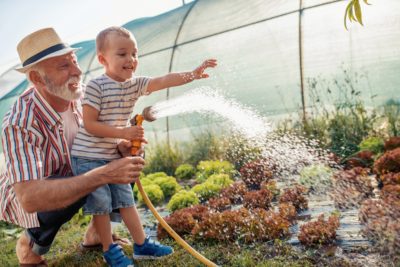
[{"left": 0, "top": 87, "right": 81, "bottom": 228}]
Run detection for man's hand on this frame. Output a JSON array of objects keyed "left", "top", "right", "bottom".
[
  {"left": 118, "top": 139, "right": 145, "bottom": 157},
  {"left": 94, "top": 156, "right": 145, "bottom": 184},
  {"left": 192, "top": 59, "right": 217, "bottom": 80}
]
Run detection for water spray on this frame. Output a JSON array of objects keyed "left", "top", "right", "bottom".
[{"left": 130, "top": 106, "right": 217, "bottom": 267}]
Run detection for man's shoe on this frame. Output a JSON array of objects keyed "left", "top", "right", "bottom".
[
  {"left": 133, "top": 236, "right": 174, "bottom": 260},
  {"left": 103, "top": 243, "right": 134, "bottom": 267}
]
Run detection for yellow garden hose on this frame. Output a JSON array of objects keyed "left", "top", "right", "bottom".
[
  {"left": 131, "top": 113, "right": 217, "bottom": 267},
  {"left": 136, "top": 180, "right": 217, "bottom": 267}
]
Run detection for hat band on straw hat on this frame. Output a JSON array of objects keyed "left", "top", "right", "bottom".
[{"left": 22, "top": 43, "right": 68, "bottom": 67}]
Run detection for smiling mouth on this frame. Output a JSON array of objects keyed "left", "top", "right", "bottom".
[{"left": 69, "top": 82, "right": 80, "bottom": 90}]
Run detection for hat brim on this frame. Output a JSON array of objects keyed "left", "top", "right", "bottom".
[{"left": 15, "top": 47, "right": 81, "bottom": 73}]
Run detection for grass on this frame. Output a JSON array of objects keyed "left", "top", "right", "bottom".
[{"left": 0, "top": 220, "right": 359, "bottom": 267}]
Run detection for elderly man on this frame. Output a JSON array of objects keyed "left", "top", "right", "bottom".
[{"left": 0, "top": 28, "right": 146, "bottom": 266}]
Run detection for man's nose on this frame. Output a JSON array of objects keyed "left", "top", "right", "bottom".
[{"left": 71, "top": 64, "right": 82, "bottom": 77}]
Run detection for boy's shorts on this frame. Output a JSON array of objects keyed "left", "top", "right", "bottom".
[{"left": 71, "top": 156, "right": 135, "bottom": 215}]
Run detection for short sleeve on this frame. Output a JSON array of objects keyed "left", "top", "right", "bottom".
[
  {"left": 135, "top": 77, "right": 150, "bottom": 97},
  {"left": 82, "top": 80, "right": 102, "bottom": 111},
  {"left": 1, "top": 125, "right": 43, "bottom": 184}
]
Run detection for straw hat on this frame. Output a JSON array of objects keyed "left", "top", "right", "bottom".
[{"left": 16, "top": 27, "right": 80, "bottom": 73}]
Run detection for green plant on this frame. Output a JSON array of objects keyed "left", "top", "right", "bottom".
[
  {"left": 344, "top": 0, "right": 371, "bottom": 30},
  {"left": 153, "top": 176, "right": 182, "bottom": 198},
  {"left": 222, "top": 134, "right": 262, "bottom": 170},
  {"left": 277, "top": 70, "right": 378, "bottom": 160},
  {"left": 359, "top": 136, "right": 384, "bottom": 154},
  {"left": 195, "top": 160, "right": 234, "bottom": 182},
  {"left": 182, "top": 130, "right": 225, "bottom": 166},
  {"left": 167, "top": 190, "right": 200, "bottom": 212},
  {"left": 143, "top": 142, "right": 183, "bottom": 175},
  {"left": 174, "top": 163, "right": 196, "bottom": 180},
  {"left": 299, "top": 164, "right": 333, "bottom": 193},
  {"left": 70, "top": 208, "right": 91, "bottom": 226},
  {"left": 145, "top": 172, "right": 168, "bottom": 181},
  {"left": 191, "top": 182, "right": 222, "bottom": 202},
  {"left": 133, "top": 177, "right": 153, "bottom": 197},
  {"left": 382, "top": 100, "right": 400, "bottom": 136},
  {"left": 206, "top": 173, "right": 233, "bottom": 188},
  {"left": 137, "top": 184, "right": 164, "bottom": 206}
]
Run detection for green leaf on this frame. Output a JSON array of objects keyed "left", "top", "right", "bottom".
[
  {"left": 354, "top": 0, "right": 364, "bottom": 25},
  {"left": 348, "top": 4, "right": 356, "bottom": 22},
  {"left": 344, "top": 2, "right": 353, "bottom": 30}
]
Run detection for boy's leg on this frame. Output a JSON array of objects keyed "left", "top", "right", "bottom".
[
  {"left": 111, "top": 183, "right": 173, "bottom": 259},
  {"left": 92, "top": 214, "right": 113, "bottom": 251},
  {"left": 119, "top": 206, "right": 145, "bottom": 245}
]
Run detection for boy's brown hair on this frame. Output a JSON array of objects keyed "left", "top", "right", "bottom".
[{"left": 96, "top": 26, "right": 133, "bottom": 53}]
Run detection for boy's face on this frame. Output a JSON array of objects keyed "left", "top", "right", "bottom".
[{"left": 99, "top": 33, "right": 138, "bottom": 82}]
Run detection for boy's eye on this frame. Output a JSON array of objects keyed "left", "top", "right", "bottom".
[
  {"left": 132, "top": 53, "right": 137, "bottom": 58},
  {"left": 118, "top": 53, "right": 126, "bottom": 57}
]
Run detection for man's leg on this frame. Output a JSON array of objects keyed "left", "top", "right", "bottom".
[
  {"left": 16, "top": 232, "right": 44, "bottom": 265},
  {"left": 17, "top": 196, "right": 86, "bottom": 264}
]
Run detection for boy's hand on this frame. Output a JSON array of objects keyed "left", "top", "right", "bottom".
[
  {"left": 121, "top": 125, "right": 147, "bottom": 142},
  {"left": 192, "top": 59, "right": 217, "bottom": 80}
]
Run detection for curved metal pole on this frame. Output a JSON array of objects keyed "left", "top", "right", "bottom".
[{"left": 166, "top": 0, "right": 199, "bottom": 146}]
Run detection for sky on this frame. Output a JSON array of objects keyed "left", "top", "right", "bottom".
[{"left": 0, "top": 0, "right": 186, "bottom": 74}]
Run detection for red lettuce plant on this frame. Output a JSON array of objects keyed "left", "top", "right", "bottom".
[
  {"left": 243, "top": 189, "right": 273, "bottom": 210},
  {"left": 219, "top": 181, "right": 248, "bottom": 204},
  {"left": 279, "top": 185, "right": 308, "bottom": 211},
  {"left": 298, "top": 214, "right": 340, "bottom": 247},
  {"left": 239, "top": 160, "right": 273, "bottom": 190}
]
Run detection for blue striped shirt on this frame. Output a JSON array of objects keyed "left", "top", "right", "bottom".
[{"left": 71, "top": 74, "right": 149, "bottom": 160}]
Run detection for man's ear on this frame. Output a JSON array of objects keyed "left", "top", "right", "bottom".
[{"left": 28, "top": 70, "right": 45, "bottom": 87}]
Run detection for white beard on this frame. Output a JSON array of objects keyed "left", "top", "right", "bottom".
[{"left": 43, "top": 75, "right": 83, "bottom": 101}]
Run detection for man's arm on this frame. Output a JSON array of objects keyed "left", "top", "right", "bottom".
[
  {"left": 147, "top": 59, "right": 217, "bottom": 93},
  {"left": 13, "top": 156, "right": 144, "bottom": 213}
]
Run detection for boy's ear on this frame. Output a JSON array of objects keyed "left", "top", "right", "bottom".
[{"left": 98, "top": 53, "right": 107, "bottom": 65}]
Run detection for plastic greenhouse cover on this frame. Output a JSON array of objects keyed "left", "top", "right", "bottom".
[{"left": 0, "top": 0, "right": 400, "bottom": 145}]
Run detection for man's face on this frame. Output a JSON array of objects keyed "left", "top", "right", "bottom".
[{"left": 36, "top": 53, "right": 83, "bottom": 101}]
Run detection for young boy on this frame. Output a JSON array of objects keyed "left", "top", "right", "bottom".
[{"left": 71, "top": 26, "right": 217, "bottom": 267}]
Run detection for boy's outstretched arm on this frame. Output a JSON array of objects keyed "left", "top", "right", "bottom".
[{"left": 147, "top": 59, "right": 217, "bottom": 93}]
